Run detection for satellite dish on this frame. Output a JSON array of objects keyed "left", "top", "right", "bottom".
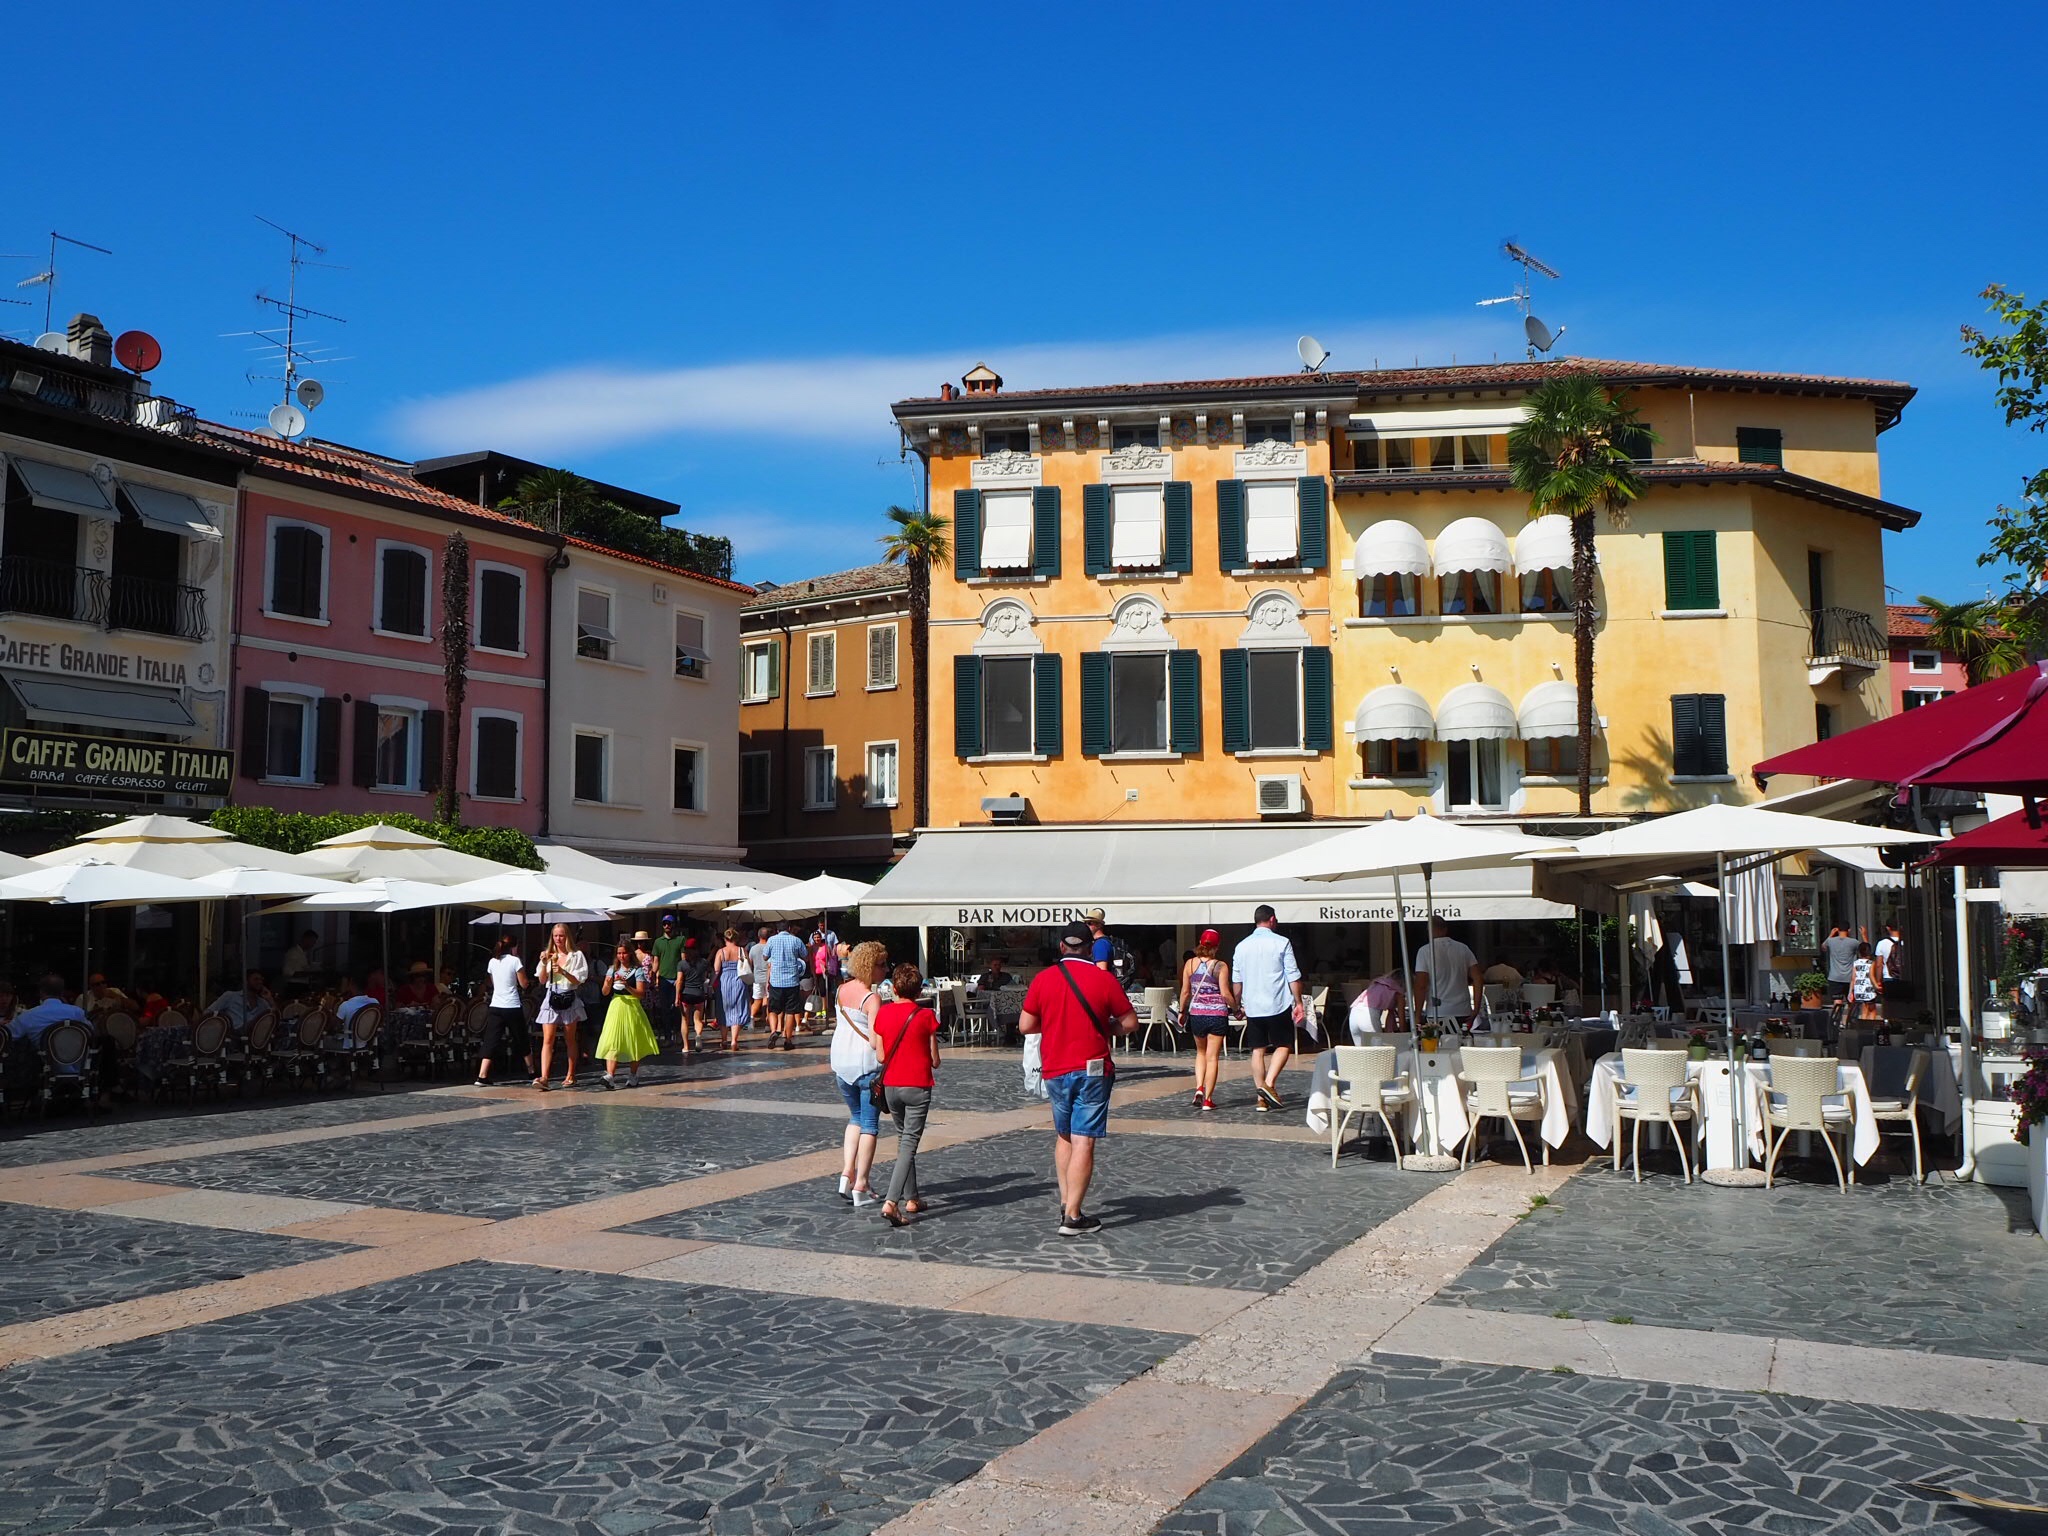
[
  {"left": 34, "top": 332, "right": 66, "bottom": 353},
  {"left": 268, "top": 402, "right": 307, "bottom": 439},
  {"left": 295, "top": 378, "right": 325, "bottom": 411},
  {"left": 1525, "top": 315, "right": 1565, "bottom": 353},
  {"left": 114, "top": 330, "right": 162, "bottom": 373},
  {"left": 1297, "top": 334, "right": 1330, "bottom": 372}
]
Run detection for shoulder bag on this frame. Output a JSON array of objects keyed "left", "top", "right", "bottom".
[
  {"left": 1054, "top": 960, "right": 1118, "bottom": 1071},
  {"left": 867, "top": 1000, "right": 916, "bottom": 1108}
]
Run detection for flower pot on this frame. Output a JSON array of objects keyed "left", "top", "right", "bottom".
[
  {"left": 1420, "top": 1038, "right": 1440, "bottom": 1054},
  {"left": 1798, "top": 992, "right": 1823, "bottom": 1010},
  {"left": 1687, "top": 1045, "right": 1710, "bottom": 1062}
]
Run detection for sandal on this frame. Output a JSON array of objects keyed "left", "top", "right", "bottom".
[
  {"left": 903, "top": 1200, "right": 924, "bottom": 1215},
  {"left": 881, "top": 1202, "right": 909, "bottom": 1227}
]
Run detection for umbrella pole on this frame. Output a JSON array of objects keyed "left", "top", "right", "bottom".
[
  {"left": 1703, "top": 849, "right": 1763, "bottom": 1187},
  {"left": 1393, "top": 868, "right": 1415, "bottom": 1033},
  {"left": 82, "top": 904, "right": 90, "bottom": 994}
]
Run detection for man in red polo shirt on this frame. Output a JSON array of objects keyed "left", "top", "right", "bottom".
[{"left": 1019, "top": 922, "right": 1138, "bottom": 1236}]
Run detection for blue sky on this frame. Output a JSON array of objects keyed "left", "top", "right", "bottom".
[{"left": 10, "top": 3, "right": 2045, "bottom": 595}]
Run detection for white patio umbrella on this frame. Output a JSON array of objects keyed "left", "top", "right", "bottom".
[
  {"left": 0, "top": 860, "right": 215, "bottom": 986},
  {"left": 723, "top": 873, "right": 874, "bottom": 921},
  {"left": 35, "top": 815, "right": 313, "bottom": 875},
  {"left": 299, "top": 824, "right": 521, "bottom": 884},
  {"left": 468, "top": 909, "right": 611, "bottom": 927},
  {"left": 437, "top": 870, "right": 630, "bottom": 912},
  {"left": 627, "top": 884, "right": 760, "bottom": 910},
  {"left": 263, "top": 876, "right": 475, "bottom": 998}
]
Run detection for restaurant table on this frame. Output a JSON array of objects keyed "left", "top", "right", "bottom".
[
  {"left": 1859, "top": 1043, "right": 1962, "bottom": 1135},
  {"left": 1586, "top": 1052, "right": 1881, "bottom": 1170},
  {"left": 1306, "top": 1044, "right": 1576, "bottom": 1154}
]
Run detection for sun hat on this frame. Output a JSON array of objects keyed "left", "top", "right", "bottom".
[
  {"left": 1082, "top": 908, "right": 1106, "bottom": 922},
  {"left": 631, "top": 930, "right": 654, "bottom": 941}
]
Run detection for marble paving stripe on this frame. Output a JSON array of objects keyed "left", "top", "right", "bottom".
[
  {"left": 876, "top": 1160, "right": 1579, "bottom": 1536},
  {"left": 1375, "top": 1301, "right": 2048, "bottom": 1421},
  {"left": 0, "top": 1173, "right": 191, "bottom": 1209},
  {"left": 1116, "top": 1117, "right": 1314, "bottom": 1144},
  {"left": 90, "top": 1189, "right": 367, "bottom": 1234}
]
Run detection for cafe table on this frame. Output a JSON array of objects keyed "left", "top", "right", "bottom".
[
  {"left": 1586, "top": 1051, "right": 1881, "bottom": 1170},
  {"left": 1306, "top": 1042, "right": 1577, "bottom": 1156}
]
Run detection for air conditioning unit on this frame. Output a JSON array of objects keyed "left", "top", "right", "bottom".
[
  {"left": 983, "top": 794, "right": 1032, "bottom": 824},
  {"left": 1255, "top": 773, "right": 1304, "bottom": 817}
]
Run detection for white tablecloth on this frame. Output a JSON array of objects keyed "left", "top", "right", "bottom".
[
  {"left": 1587, "top": 1052, "right": 1880, "bottom": 1168},
  {"left": 1859, "top": 1044, "right": 1962, "bottom": 1134},
  {"left": 1307, "top": 1045, "right": 1575, "bottom": 1151}
]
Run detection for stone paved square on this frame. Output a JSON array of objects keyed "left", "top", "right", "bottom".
[
  {"left": 628, "top": 1126, "right": 1448, "bottom": 1291},
  {"left": 0, "top": 1263, "right": 1171, "bottom": 1536},
  {"left": 701, "top": 1053, "right": 1189, "bottom": 1114},
  {"left": 0, "top": 1087, "right": 471, "bottom": 1167},
  {"left": 101, "top": 1103, "right": 842, "bottom": 1221}
]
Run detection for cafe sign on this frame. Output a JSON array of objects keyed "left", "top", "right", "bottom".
[{"left": 0, "top": 728, "right": 233, "bottom": 797}]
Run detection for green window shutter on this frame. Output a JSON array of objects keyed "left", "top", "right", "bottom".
[
  {"left": 953, "top": 489, "right": 982, "bottom": 578},
  {"left": 1297, "top": 477, "right": 1328, "bottom": 570},
  {"left": 1698, "top": 693, "right": 1728, "bottom": 775},
  {"left": 1168, "top": 650, "right": 1202, "bottom": 754},
  {"left": 1079, "top": 653, "right": 1111, "bottom": 756},
  {"left": 1671, "top": 694, "right": 1701, "bottom": 776},
  {"left": 1032, "top": 652, "right": 1063, "bottom": 756},
  {"left": 1690, "top": 532, "right": 1719, "bottom": 608},
  {"left": 1736, "top": 427, "right": 1783, "bottom": 468},
  {"left": 1163, "top": 481, "right": 1193, "bottom": 573},
  {"left": 1032, "top": 486, "right": 1062, "bottom": 578},
  {"left": 953, "top": 655, "right": 983, "bottom": 758},
  {"left": 1662, "top": 531, "right": 1691, "bottom": 608},
  {"left": 1217, "top": 479, "right": 1246, "bottom": 570},
  {"left": 1662, "top": 530, "right": 1718, "bottom": 610},
  {"left": 1302, "top": 646, "right": 1334, "bottom": 751},
  {"left": 1220, "top": 649, "right": 1250, "bottom": 753},
  {"left": 1082, "top": 484, "right": 1111, "bottom": 576}
]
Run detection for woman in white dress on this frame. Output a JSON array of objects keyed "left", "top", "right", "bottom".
[{"left": 534, "top": 923, "right": 589, "bottom": 1090}]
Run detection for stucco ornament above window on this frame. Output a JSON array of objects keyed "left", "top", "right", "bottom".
[
  {"left": 1099, "top": 443, "right": 1173, "bottom": 483},
  {"left": 1103, "top": 594, "right": 1175, "bottom": 651},
  {"left": 974, "top": 598, "right": 1042, "bottom": 654},
  {"left": 1239, "top": 591, "right": 1310, "bottom": 648},
  {"left": 1234, "top": 440, "right": 1308, "bottom": 475},
  {"left": 970, "top": 449, "right": 1041, "bottom": 487}
]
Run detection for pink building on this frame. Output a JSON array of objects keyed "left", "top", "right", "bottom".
[
  {"left": 1886, "top": 603, "right": 1970, "bottom": 714},
  {"left": 216, "top": 429, "right": 553, "bottom": 831}
]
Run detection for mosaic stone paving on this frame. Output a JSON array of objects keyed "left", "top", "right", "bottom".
[
  {"left": 703, "top": 1054, "right": 1190, "bottom": 1114},
  {"left": 0, "top": 1263, "right": 1171, "bottom": 1536},
  {"left": 0, "top": 1086, "right": 468, "bottom": 1167},
  {"left": 0, "top": 1203, "right": 351, "bottom": 1327},
  {"left": 1157, "top": 1354, "right": 2048, "bottom": 1536},
  {"left": 630, "top": 1126, "right": 1447, "bottom": 1291},
  {"left": 105, "top": 1103, "right": 843, "bottom": 1221},
  {"left": 1436, "top": 1168, "right": 2048, "bottom": 1364}
]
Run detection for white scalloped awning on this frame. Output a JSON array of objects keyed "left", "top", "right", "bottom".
[
  {"left": 1434, "top": 517, "right": 1513, "bottom": 575},
  {"left": 1353, "top": 685, "right": 1435, "bottom": 742},
  {"left": 1514, "top": 514, "right": 1572, "bottom": 573},
  {"left": 1347, "top": 405, "right": 1529, "bottom": 440},
  {"left": 1517, "top": 681, "right": 1592, "bottom": 740},
  {"left": 1353, "top": 519, "right": 1431, "bottom": 577},
  {"left": 1437, "top": 683, "right": 1517, "bottom": 741}
]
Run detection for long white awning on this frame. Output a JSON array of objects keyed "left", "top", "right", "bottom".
[
  {"left": 1347, "top": 405, "right": 1529, "bottom": 441},
  {"left": 3, "top": 674, "right": 200, "bottom": 736},
  {"left": 859, "top": 824, "right": 1570, "bottom": 927}
]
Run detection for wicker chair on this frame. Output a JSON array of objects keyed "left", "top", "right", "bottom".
[
  {"left": 1767, "top": 1038, "right": 1827, "bottom": 1059},
  {"left": 1613, "top": 1047, "right": 1701, "bottom": 1184},
  {"left": 1328, "top": 1044, "right": 1414, "bottom": 1166},
  {"left": 324, "top": 1004, "right": 385, "bottom": 1089},
  {"left": 273, "top": 1008, "right": 329, "bottom": 1088},
  {"left": 39, "top": 1020, "right": 96, "bottom": 1113},
  {"left": 1763, "top": 1054, "right": 1856, "bottom": 1191},
  {"left": 227, "top": 1012, "right": 277, "bottom": 1095},
  {"left": 184, "top": 1014, "right": 232, "bottom": 1100},
  {"left": 1865, "top": 1045, "right": 1929, "bottom": 1183},
  {"left": 97, "top": 1012, "right": 140, "bottom": 1098},
  {"left": 1459, "top": 1044, "right": 1549, "bottom": 1173}
]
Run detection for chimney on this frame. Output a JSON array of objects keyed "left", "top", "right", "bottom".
[
  {"left": 68, "top": 313, "right": 113, "bottom": 367},
  {"left": 962, "top": 362, "right": 1002, "bottom": 396},
  {"left": 939, "top": 382, "right": 955, "bottom": 400}
]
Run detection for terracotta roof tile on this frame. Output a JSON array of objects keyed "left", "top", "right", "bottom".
[
  {"left": 1887, "top": 603, "right": 1933, "bottom": 639},
  {"left": 743, "top": 562, "right": 907, "bottom": 611}
]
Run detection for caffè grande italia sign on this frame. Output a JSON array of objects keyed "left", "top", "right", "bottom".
[
  {"left": 0, "top": 635, "right": 194, "bottom": 687},
  {"left": 0, "top": 729, "right": 233, "bottom": 796}
]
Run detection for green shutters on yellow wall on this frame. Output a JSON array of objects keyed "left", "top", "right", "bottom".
[
  {"left": 1217, "top": 479, "right": 1246, "bottom": 570},
  {"left": 1082, "top": 484, "right": 1111, "bottom": 575},
  {"left": 1297, "top": 477, "right": 1328, "bottom": 570},
  {"left": 1079, "top": 653, "right": 1111, "bottom": 756},
  {"left": 1220, "top": 649, "right": 1250, "bottom": 752},
  {"left": 1735, "top": 427, "right": 1783, "bottom": 468},
  {"left": 1168, "top": 650, "right": 1201, "bottom": 753},
  {"left": 1031, "top": 486, "right": 1061, "bottom": 578},
  {"left": 1302, "top": 646, "right": 1334, "bottom": 750},
  {"left": 1032, "top": 653, "right": 1063, "bottom": 756},
  {"left": 953, "top": 489, "right": 982, "bottom": 577},
  {"left": 1163, "top": 481, "right": 1193, "bottom": 573},
  {"left": 1661, "top": 531, "right": 1719, "bottom": 610},
  {"left": 953, "top": 655, "right": 982, "bottom": 757}
]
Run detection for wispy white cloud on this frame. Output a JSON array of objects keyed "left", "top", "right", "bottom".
[{"left": 388, "top": 318, "right": 1504, "bottom": 458}]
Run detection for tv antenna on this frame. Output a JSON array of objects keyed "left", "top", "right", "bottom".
[
  {"left": 1297, "top": 334, "right": 1330, "bottom": 373},
  {"left": 223, "top": 216, "right": 347, "bottom": 410},
  {"left": 15, "top": 232, "right": 114, "bottom": 333},
  {"left": 1476, "top": 240, "right": 1565, "bottom": 359}
]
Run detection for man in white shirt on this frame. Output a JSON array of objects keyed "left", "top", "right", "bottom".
[
  {"left": 280, "top": 929, "right": 318, "bottom": 981},
  {"left": 477, "top": 934, "right": 532, "bottom": 1086},
  {"left": 1231, "top": 905, "right": 1304, "bottom": 1112},
  {"left": 1414, "top": 918, "right": 1481, "bottom": 1026},
  {"left": 336, "top": 981, "right": 377, "bottom": 1026}
]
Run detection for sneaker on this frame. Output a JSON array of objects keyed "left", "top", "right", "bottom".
[
  {"left": 1192, "top": 1091, "right": 1206, "bottom": 1108},
  {"left": 1058, "top": 1212, "right": 1104, "bottom": 1237},
  {"left": 1256, "top": 1083, "right": 1282, "bottom": 1110},
  {"left": 1201, "top": 1096, "right": 1216, "bottom": 1112},
  {"left": 1253, "top": 1096, "right": 1271, "bottom": 1113},
  {"left": 597, "top": 1076, "right": 616, "bottom": 1091}
]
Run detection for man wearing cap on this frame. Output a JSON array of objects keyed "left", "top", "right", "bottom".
[
  {"left": 1019, "top": 922, "right": 1139, "bottom": 1236},
  {"left": 1231, "top": 905, "right": 1304, "bottom": 1112}
]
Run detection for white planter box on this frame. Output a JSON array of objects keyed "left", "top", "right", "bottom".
[
  {"left": 1970, "top": 1100, "right": 2030, "bottom": 1188},
  {"left": 2029, "top": 1121, "right": 2046, "bottom": 1238}
]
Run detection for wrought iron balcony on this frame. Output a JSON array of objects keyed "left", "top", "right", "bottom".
[
  {"left": 0, "top": 556, "right": 207, "bottom": 639},
  {"left": 107, "top": 571, "right": 208, "bottom": 639},
  {"left": 0, "top": 555, "right": 95, "bottom": 623},
  {"left": 1805, "top": 606, "right": 1885, "bottom": 674}
]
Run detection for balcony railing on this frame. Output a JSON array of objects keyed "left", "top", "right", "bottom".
[
  {"left": 0, "top": 556, "right": 207, "bottom": 639},
  {"left": 1805, "top": 606, "right": 1885, "bottom": 670}
]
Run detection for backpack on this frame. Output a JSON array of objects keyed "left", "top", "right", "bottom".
[
  {"left": 1884, "top": 939, "right": 1905, "bottom": 980},
  {"left": 1103, "top": 935, "right": 1137, "bottom": 986}
]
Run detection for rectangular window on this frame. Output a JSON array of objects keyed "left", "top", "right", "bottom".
[
  {"left": 1460, "top": 435, "right": 1494, "bottom": 469},
  {"left": 672, "top": 744, "right": 703, "bottom": 812},
  {"left": 1246, "top": 418, "right": 1292, "bottom": 444},
  {"left": 674, "top": 611, "right": 709, "bottom": 679},
  {"left": 576, "top": 588, "right": 615, "bottom": 661},
  {"left": 1521, "top": 568, "right": 1573, "bottom": 613},
  {"left": 376, "top": 546, "right": 429, "bottom": 637},
  {"left": 1428, "top": 436, "right": 1457, "bottom": 471},
  {"left": 866, "top": 623, "right": 898, "bottom": 688},
  {"left": 1441, "top": 571, "right": 1502, "bottom": 616},
  {"left": 982, "top": 428, "right": 1030, "bottom": 455},
  {"left": 1111, "top": 424, "right": 1160, "bottom": 450},
  {"left": 573, "top": 731, "right": 608, "bottom": 802},
  {"left": 1907, "top": 648, "right": 1941, "bottom": 674},
  {"left": 1526, "top": 737, "right": 1580, "bottom": 777},
  {"left": 979, "top": 487, "right": 1034, "bottom": 570},
  {"left": 1671, "top": 694, "right": 1729, "bottom": 777},
  {"left": 739, "top": 749, "right": 772, "bottom": 814},
  {"left": 1381, "top": 439, "right": 1412, "bottom": 473},
  {"left": 474, "top": 714, "right": 519, "bottom": 800},
  {"left": 1109, "top": 653, "right": 1168, "bottom": 753},
  {"left": 1736, "top": 426, "right": 1784, "bottom": 468},
  {"left": 1247, "top": 649, "right": 1302, "bottom": 750},
  {"left": 1662, "top": 531, "right": 1720, "bottom": 610},
  {"left": 741, "top": 639, "right": 780, "bottom": 701},
  {"left": 1109, "top": 484, "right": 1165, "bottom": 569},
  {"left": 865, "top": 742, "right": 899, "bottom": 807},
  {"left": 476, "top": 567, "right": 524, "bottom": 653},
  {"left": 1902, "top": 688, "right": 1952, "bottom": 711},
  {"left": 1446, "top": 739, "right": 1505, "bottom": 809},
  {"left": 983, "top": 655, "right": 1035, "bottom": 756},
  {"left": 1243, "top": 480, "right": 1299, "bottom": 564},
  {"left": 1363, "top": 739, "right": 1425, "bottom": 779},
  {"left": 1362, "top": 572, "right": 1420, "bottom": 618},
  {"left": 264, "top": 694, "right": 310, "bottom": 780},
  {"left": 803, "top": 746, "right": 838, "bottom": 809},
  {"left": 373, "top": 707, "right": 417, "bottom": 791},
  {"left": 806, "top": 630, "right": 837, "bottom": 694},
  {"left": 268, "top": 524, "right": 325, "bottom": 619}
]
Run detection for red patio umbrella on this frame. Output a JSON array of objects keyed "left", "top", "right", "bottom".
[
  {"left": 1754, "top": 660, "right": 2048, "bottom": 794},
  {"left": 1918, "top": 805, "right": 2048, "bottom": 867}
]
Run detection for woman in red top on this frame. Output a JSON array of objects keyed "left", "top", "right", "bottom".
[{"left": 874, "top": 963, "right": 942, "bottom": 1227}]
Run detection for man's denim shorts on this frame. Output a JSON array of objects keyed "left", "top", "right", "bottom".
[
  {"left": 836, "top": 1070, "right": 881, "bottom": 1135},
  {"left": 1045, "top": 1068, "right": 1111, "bottom": 1138}
]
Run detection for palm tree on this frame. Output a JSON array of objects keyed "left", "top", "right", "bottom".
[
  {"left": 1916, "top": 594, "right": 2029, "bottom": 683},
  {"left": 879, "top": 503, "right": 951, "bottom": 828},
  {"left": 500, "top": 467, "right": 602, "bottom": 533},
  {"left": 1508, "top": 374, "right": 1654, "bottom": 815}
]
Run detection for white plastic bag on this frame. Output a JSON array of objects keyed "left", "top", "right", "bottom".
[{"left": 1021, "top": 1034, "right": 1049, "bottom": 1100}]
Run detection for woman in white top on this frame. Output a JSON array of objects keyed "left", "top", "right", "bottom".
[
  {"left": 533, "top": 923, "right": 590, "bottom": 1090},
  {"left": 829, "top": 940, "right": 889, "bottom": 1209}
]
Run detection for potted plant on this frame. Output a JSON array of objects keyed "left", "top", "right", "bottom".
[
  {"left": 1416, "top": 1021, "right": 1442, "bottom": 1055},
  {"left": 2012, "top": 1047, "right": 2048, "bottom": 1147},
  {"left": 1686, "top": 1029, "right": 1713, "bottom": 1062},
  {"left": 1792, "top": 971, "right": 1829, "bottom": 1009}
]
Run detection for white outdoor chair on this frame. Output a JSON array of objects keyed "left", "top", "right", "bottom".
[
  {"left": 1766, "top": 1038, "right": 1826, "bottom": 1059},
  {"left": 1865, "top": 1045, "right": 1929, "bottom": 1183},
  {"left": 1613, "top": 1047, "right": 1701, "bottom": 1184},
  {"left": 1459, "top": 1044, "right": 1549, "bottom": 1173},
  {"left": 1521, "top": 983, "right": 1557, "bottom": 1009},
  {"left": 1328, "top": 1045, "right": 1413, "bottom": 1167},
  {"left": 1138, "top": 986, "right": 1179, "bottom": 1054},
  {"left": 1763, "top": 1054, "right": 1856, "bottom": 1192}
]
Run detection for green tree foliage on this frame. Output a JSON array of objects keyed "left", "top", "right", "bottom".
[
  {"left": 1915, "top": 592, "right": 2028, "bottom": 682},
  {"left": 206, "top": 807, "right": 543, "bottom": 870},
  {"left": 1959, "top": 285, "right": 2048, "bottom": 648},
  {"left": 878, "top": 502, "right": 950, "bottom": 827},
  {"left": 497, "top": 467, "right": 734, "bottom": 581}
]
